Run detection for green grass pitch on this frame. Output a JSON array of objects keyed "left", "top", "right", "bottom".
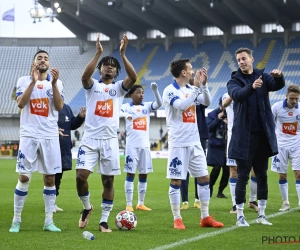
[{"left": 1, "top": 158, "right": 300, "bottom": 250}]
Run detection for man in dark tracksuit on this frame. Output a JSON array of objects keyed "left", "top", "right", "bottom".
[
  {"left": 206, "top": 97, "right": 229, "bottom": 198},
  {"left": 227, "top": 47, "right": 285, "bottom": 226},
  {"left": 54, "top": 104, "right": 86, "bottom": 212}
]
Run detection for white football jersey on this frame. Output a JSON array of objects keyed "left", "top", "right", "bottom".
[
  {"left": 83, "top": 79, "right": 127, "bottom": 139},
  {"left": 272, "top": 100, "right": 300, "bottom": 148},
  {"left": 163, "top": 81, "right": 200, "bottom": 148},
  {"left": 16, "top": 75, "right": 64, "bottom": 139},
  {"left": 121, "top": 102, "right": 154, "bottom": 148},
  {"left": 222, "top": 92, "right": 234, "bottom": 131}
]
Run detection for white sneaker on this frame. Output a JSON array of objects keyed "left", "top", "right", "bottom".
[
  {"left": 236, "top": 216, "right": 249, "bottom": 226},
  {"left": 256, "top": 215, "right": 272, "bottom": 225},
  {"left": 54, "top": 204, "right": 63, "bottom": 212},
  {"left": 279, "top": 202, "right": 290, "bottom": 212}
]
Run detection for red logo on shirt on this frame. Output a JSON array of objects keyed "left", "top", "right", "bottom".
[
  {"left": 288, "top": 112, "right": 293, "bottom": 116},
  {"left": 30, "top": 98, "right": 49, "bottom": 117},
  {"left": 104, "top": 88, "right": 109, "bottom": 92},
  {"left": 182, "top": 106, "right": 196, "bottom": 123},
  {"left": 282, "top": 122, "right": 297, "bottom": 135},
  {"left": 94, "top": 99, "right": 113, "bottom": 117},
  {"left": 133, "top": 117, "right": 147, "bottom": 131},
  {"left": 37, "top": 84, "right": 43, "bottom": 89}
]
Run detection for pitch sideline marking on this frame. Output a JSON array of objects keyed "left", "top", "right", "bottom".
[{"left": 149, "top": 207, "right": 299, "bottom": 250}]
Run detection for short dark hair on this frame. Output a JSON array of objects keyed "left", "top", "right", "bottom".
[
  {"left": 235, "top": 47, "right": 253, "bottom": 57},
  {"left": 33, "top": 50, "right": 49, "bottom": 60},
  {"left": 287, "top": 84, "right": 300, "bottom": 95},
  {"left": 127, "top": 84, "right": 143, "bottom": 96},
  {"left": 170, "top": 59, "right": 190, "bottom": 78},
  {"left": 96, "top": 56, "right": 121, "bottom": 79}
]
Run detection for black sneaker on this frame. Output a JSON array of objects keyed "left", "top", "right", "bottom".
[
  {"left": 99, "top": 221, "right": 112, "bottom": 232},
  {"left": 230, "top": 205, "right": 237, "bottom": 214},
  {"left": 217, "top": 193, "right": 228, "bottom": 198},
  {"left": 79, "top": 205, "right": 93, "bottom": 229},
  {"left": 248, "top": 201, "right": 259, "bottom": 212}
]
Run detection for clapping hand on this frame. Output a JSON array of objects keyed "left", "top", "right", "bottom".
[{"left": 151, "top": 82, "right": 158, "bottom": 91}]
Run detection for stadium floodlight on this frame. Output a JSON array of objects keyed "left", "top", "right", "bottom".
[{"left": 29, "top": 0, "right": 61, "bottom": 24}]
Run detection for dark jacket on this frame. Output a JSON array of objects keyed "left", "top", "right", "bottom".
[
  {"left": 58, "top": 104, "right": 85, "bottom": 170},
  {"left": 206, "top": 107, "right": 226, "bottom": 166},
  {"left": 227, "top": 68, "right": 285, "bottom": 160},
  {"left": 197, "top": 104, "right": 209, "bottom": 140}
]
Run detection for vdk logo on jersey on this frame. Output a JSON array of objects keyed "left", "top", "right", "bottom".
[
  {"left": 95, "top": 99, "right": 113, "bottom": 117},
  {"left": 182, "top": 105, "right": 196, "bottom": 123},
  {"left": 30, "top": 98, "right": 49, "bottom": 117},
  {"left": 133, "top": 117, "right": 147, "bottom": 131},
  {"left": 282, "top": 122, "right": 297, "bottom": 135}
]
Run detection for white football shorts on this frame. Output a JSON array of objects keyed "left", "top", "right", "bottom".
[
  {"left": 124, "top": 147, "right": 153, "bottom": 174},
  {"left": 16, "top": 137, "right": 62, "bottom": 175},
  {"left": 226, "top": 129, "right": 237, "bottom": 166},
  {"left": 166, "top": 144, "right": 208, "bottom": 179},
  {"left": 271, "top": 147, "right": 300, "bottom": 173},
  {"left": 76, "top": 137, "right": 121, "bottom": 175}
]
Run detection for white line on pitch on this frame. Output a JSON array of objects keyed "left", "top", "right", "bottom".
[{"left": 149, "top": 207, "right": 299, "bottom": 250}]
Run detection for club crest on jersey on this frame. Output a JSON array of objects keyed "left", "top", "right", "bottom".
[
  {"left": 46, "top": 89, "right": 53, "bottom": 97},
  {"left": 142, "top": 109, "right": 147, "bottom": 114},
  {"left": 109, "top": 89, "right": 116, "bottom": 96},
  {"left": 37, "top": 84, "right": 43, "bottom": 89},
  {"left": 104, "top": 88, "right": 109, "bottom": 92},
  {"left": 296, "top": 115, "right": 300, "bottom": 121},
  {"left": 288, "top": 112, "right": 293, "bottom": 116}
]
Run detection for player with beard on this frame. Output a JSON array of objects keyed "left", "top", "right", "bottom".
[
  {"left": 9, "top": 50, "right": 64, "bottom": 233},
  {"left": 76, "top": 34, "right": 137, "bottom": 232}
]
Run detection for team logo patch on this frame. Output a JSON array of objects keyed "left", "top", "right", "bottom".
[
  {"left": 296, "top": 115, "right": 300, "bottom": 121},
  {"left": 46, "top": 89, "right": 53, "bottom": 97},
  {"left": 37, "top": 84, "right": 43, "bottom": 89},
  {"left": 142, "top": 109, "right": 147, "bottom": 114},
  {"left": 169, "top": 157, "right": 182, "bottom": 177},
  {"left": 109, "top": 89, "right": 116, "bottom": 96},
  {"left": 288, "top": 112, "right": 293, "bottom": 116}
]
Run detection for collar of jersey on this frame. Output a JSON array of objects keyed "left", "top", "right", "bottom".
[
  {"left": 283, "top": 99, "right": 298, "bottom": 109},
  {"left": 30, "top": 73, "right": 51, "bottom": 81},
  {"left": 99, "top": 79, "right": 115, "bottom": 84},
  {"left": 172, "top": 80, "right": 191, "bottom": 89},
  {"left": 130, "top": 101, "right": 144, "bottom": 106}
]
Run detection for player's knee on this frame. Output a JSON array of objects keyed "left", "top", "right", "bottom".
[
  {"left": 76, "top": 170, "right": 88, "bottom": 184},
  {"left": 19, "top": 174, "right": 31, "bottom": 183},
  {"left": 103, "top": 176, "right": 114, "bottom": 188}
]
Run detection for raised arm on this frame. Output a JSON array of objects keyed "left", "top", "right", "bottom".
[
  {"left": 51, "top": 68, "right": 64, "bottom": 111},
  {"left": 194, "top": 68, "right": 211, "bottom": 106},
  {"left": 16, "top": 65, "right": 38, "bottom": 109},
  {"left": 150, "top": 82, "right": 162, "bottom": 110},
  {"left": 81, "top": 34, "right": 103, "bottom": 89},
  {"left": 119, "top": 34, "right": 137, "bottom": 90}
]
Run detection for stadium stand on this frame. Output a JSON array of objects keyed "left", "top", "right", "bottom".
[{"left": 1, "top": 37, "right": 300, "bottom": 145}]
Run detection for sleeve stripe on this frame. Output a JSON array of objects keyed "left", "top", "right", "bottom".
[{"left": 170, "top": 96, "right": 179, "bottom": 106}]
